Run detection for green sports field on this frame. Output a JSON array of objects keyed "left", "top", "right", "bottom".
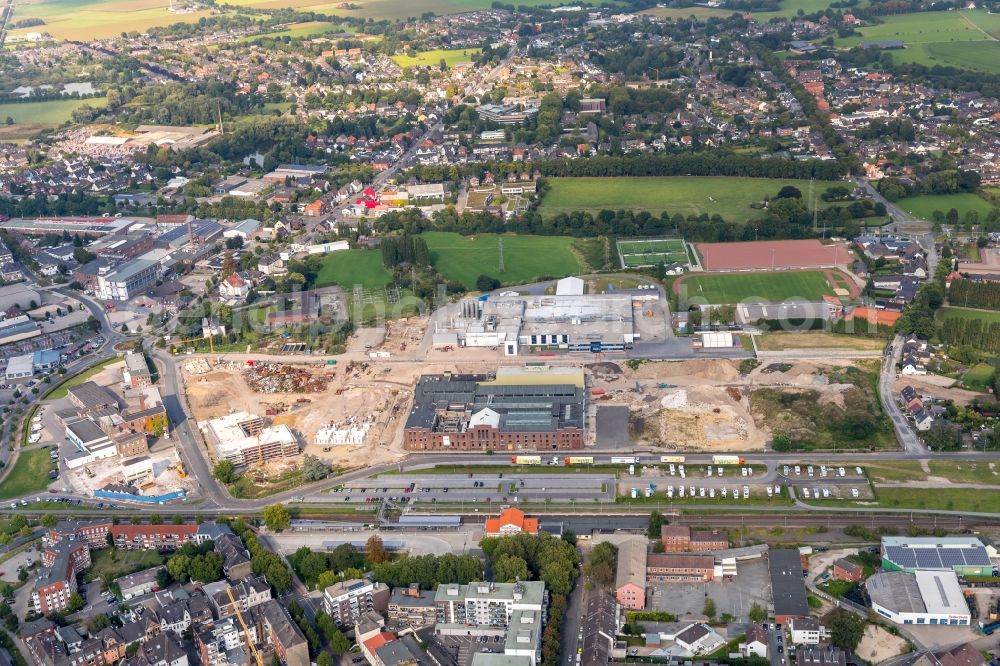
[
  {"left": 422, "top": 231, "right": 581, "bottom": 289},
  {"left": 680, "top": 271, "right": 834, "bottom": 304},
  {"left": 391, "top": 48, "right": 479, "bottom": 68},
  {"left": 937, "top": 306, "right": 1000, "bottom": 324},
  {"left": 315, "top": 249, "right": 392, "bottom": 290},
  {"left": 538, "top": 177, "right": 850, "bottom": 224},
  {"left": 8, "top": 0, "right": 216, "bottom": 40},
  {"left": 896, "top": 193, "right": 996, "bottom": 222},
  {"left": 835, "top": 11, "right": 1000, "bottom": 73},
  {"left": 618, "top": 238, "right": 688, "bottom": 268}
]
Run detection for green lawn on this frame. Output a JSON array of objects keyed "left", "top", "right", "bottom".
[
  {"left": 391, "top": 48, "right": 480, "bottom": 68},
  {"left": 928, "top": 461, "right": 1000, "bottom": 484},
  {"left": 0, "top": 98, "right": 107, "bottom": 126},
  {"left": 0, "top": 449, "right": 53, "bottom": 501},
  {"left": 9, "top": 0, "right": 217, "bottom": 40},
  {"left": 538, "top": 177, "right": 850, "bottom": 224},
  {"left": 681, "top": 271, "right": 833, "bottom": 303},
  {"left": 962, "top": 362, "right": 995, "bottom": 390},
  {"left": 82, "top": 548, "right": 164, "bottom": 584},
  {"left": 222, "top": 0, "right": 561, "bottom": 19},
  {"left": 422, "top": 231, "right": 581, "bottom": 289},
  {"left": 45, "top": 357, "right": 120, "bottom": 400},
  {"left": 871, "top": 486, "right": 1000, "bottom": 513},
  {"left": 834, "top": 11, "right": 1000, "bottom": 73},
  {"left": 937, "top": 306, "right": 1000, "bottom": 324},
  {"left": 315, "top": 249, "right": 392, "bottom": 290},
  {"left": 895, "top": 193, "right": 996, "bottom": 222}
]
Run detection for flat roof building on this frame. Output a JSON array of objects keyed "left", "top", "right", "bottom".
[
  {"left": 867, "top": 570, "right": 970, "bottom": 626},
  {"left": 404, "top": 371, "right": 585, "bottom": 452},
  {"left": 881, "top": 536, "right": 992, "bottom": 576},
  {"left": 204, "top": 412, "right": 299, "bottom": 467},
  {"left": 96, "top": 257, "right": 159, "bottom": 301}
]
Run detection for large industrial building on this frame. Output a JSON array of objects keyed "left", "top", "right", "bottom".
[
  {"left": 403, "top": 368, "right": 586, "bottom": 451},
  {"left": 437, "top": 288, "right": 645, "bottom": 356},
  {"left": 881, "top": 536, "right": 993, "bottom": 577},
  {"left": 867, "top": 570, "right": 971, "bottom": 626}
]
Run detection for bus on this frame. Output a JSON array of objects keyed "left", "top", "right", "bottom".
[{"left": 712, "top": 455, "right": 745, "bottom": 465}]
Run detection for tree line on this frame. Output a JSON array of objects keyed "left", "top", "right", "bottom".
[
  {"left": 406, "top": 152, "right": 847, "bottom": 184},
  {"left": 938, "top": 316, "right": 1000, "bottom": 354},
  {"left": 381, "top": 235, "right": 430, "bottom": 268},
  {"left": 948, "top": 279, "right": 1000, "bottom": 311}
]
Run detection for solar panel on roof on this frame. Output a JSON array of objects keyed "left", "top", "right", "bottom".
[
  {"left": 962, "top": 548, "right": 991, "bottom": 565},
  {"left": 886, "top": 546, "right": 917, "bottom": 568},
  {"left": 916, "top": 550, "right": 942, "bottom": 568},
  {"left": 939, "top": 550, "right": 964, "bottom": 566}
]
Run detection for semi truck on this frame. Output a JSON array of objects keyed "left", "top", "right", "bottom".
[
  {"left": 660, "top": 455, "right": 686, "bottom": 463},
  {"left": 611, "top": 456, "right": 640, "bottom": 464},
  {"left": 511, "top": 455, "right": 542, "bottom": 465},
  {"left": 564, "top": 456, "right": 595, "bottom": 465},
  {"left": 712, "top": 455, "right": 746, "bottom": 465}
]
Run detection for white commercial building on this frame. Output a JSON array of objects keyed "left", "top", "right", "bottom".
[
  {"left": 867, "top": 570, "right": 971, "bottom": 626},
  {"left": 96, "top": 258, "right": 159, "bottom": 301},
  {"left": 4, "top": 353, "right": 34, "bottom": 380}
]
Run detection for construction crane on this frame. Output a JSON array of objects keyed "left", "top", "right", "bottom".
[
  {"left": 168, "top": 335, "right": 215, "bottom": 355},
  {"left": 227, "top": 587, "right": 264, "bottom": 666}
]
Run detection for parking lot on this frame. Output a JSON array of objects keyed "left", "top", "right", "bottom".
[
  {"left": 649, "top": 558, "right": 771, "bottom": 622},
  {"left": 431, "top": 633, "right": 506, "bottom": 666},
  {"left": 338, "top": 473, "right": 615, "bottom": 505},
  {"left": 778, "top": 463, "right": 873, "bottom": 500}
]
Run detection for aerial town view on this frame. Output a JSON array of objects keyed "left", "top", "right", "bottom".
[{"left": 3, "top": 0, "right": 1000, "bottom": 663}]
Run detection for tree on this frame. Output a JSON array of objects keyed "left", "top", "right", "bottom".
[
  {"left": 156, "top": 568, "right": 172, "bottom": 589},
  {"left": 66, "top": 592, "right": 85, "bottom": 613},
  {"left": 301, "top": 454, "right": 331, "bottom": 481},
  {"left": 647, "top": 510, "right": 665, "bottom": 539},
  {"left": 72, "top": 247, "right": 96, "bottom": 264},
  {"left": 4, "top": 117, "right": 12, "bottom": 126},
  {"left": 475, "top": 274, "right": 501, "bottom": 292},
  {"left": 213, "top": 460, "right": 236, "bottom": 483},
  {"left": 329, "top": 629, "right": 351, "bottom": 655},
  {"left": 749, "top": 601, "right": 767, "bottom": 623},
  {"left": 493, "top": 554, "right": 530, "bottom": 583},
  {"left": 317, "top": 653, "right": 334, "bottom": 666},
  {"left": 167, "top": 554, "right": 191, "bottom": 583},
  {"left": 263, "top": 504, "right": 291, "bottom": 532},
  {"left": 829, "top": 610, "right": 865, "bottom": 650},
  {"left": 41, "top": 514, "right": 57, "bottom": 528},
  {"left": 365, "top": 534, "right": 388, "bottom": 565},
  {"left": 703, "top": 597, "right": 716, "bottom": 619}
]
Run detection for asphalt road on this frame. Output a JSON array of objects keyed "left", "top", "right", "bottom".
[{"left": 880, "top": 334, "right": 926, "bottom": 454}]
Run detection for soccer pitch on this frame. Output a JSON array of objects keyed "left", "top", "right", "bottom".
[{"left": 617, "top": 238, "right": 688, "bottom": 268}]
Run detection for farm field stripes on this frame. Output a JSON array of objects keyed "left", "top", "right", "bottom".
[
  {"left": 678, "top": 270, "right": 835, "bottom": 304},
  {"left": 833, "top": 10, "right": 1000, "bottom": 74},
  {"left": 9, "top": 0, "right": 217, "bottom": 40}
]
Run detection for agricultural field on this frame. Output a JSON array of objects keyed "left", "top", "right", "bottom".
[
  {"left": 422, "top": 231, "right": 581, "bottom": 289},
  {"left": 895, "top": 193, "right": 996, "bottom": 221},
  {"left": 242, "top": 20, "right": 350, "bottom": 40},
  {"left": 679, "top": 270, "right": 834, "bottom": 303},
  {"left": 391, "top": 48, "right": 479, "bottom": 68},
  {"left": 538, "top": 176, "right": 849, "bottom": 223},
  {"left": 937, "top": 306, "right": 1000, "bottom": 325},
  {"left": 753, "top": 332, "right": 887, "bottom": 351},
  {"left": 0, "top": 98, "right": 107, "bottom": 132},
  {"left": 8, "top": 0, "right": 216, "bottom": 40},
  {"left": 834, "top": 11, "right": 1000, "bottom": 73},
  {"left": 617, "top": 238, "right": 689, "bottom": 268},
  {"left": 224, "top": 0, "right": 557, "bottom": 19},
  {"left": 315, "top": 249, "right": 392, "bottom": 290},
  {"left": 644, "top": 0, "right": 837, "bottom": 19}
]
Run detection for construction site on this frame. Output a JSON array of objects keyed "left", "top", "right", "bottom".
[{"left": 587, "top": 358, "right": 889, "bottom": 452}]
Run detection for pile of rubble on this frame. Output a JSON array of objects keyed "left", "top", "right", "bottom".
[
  {"left": 184, "top": 358, "right": 211, "bottom": 375},
  {"left": 242, "top": 362, "right": 329, "bottom": 393}
]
